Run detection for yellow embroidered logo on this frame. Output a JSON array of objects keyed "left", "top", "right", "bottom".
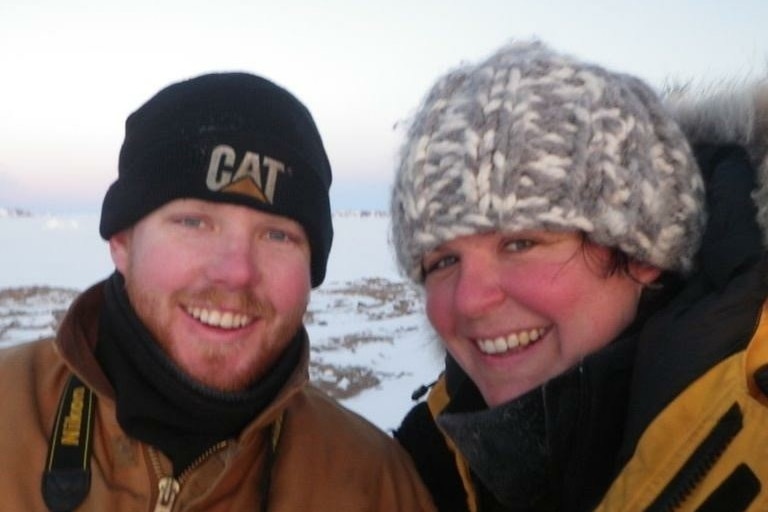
[
  {"left": 61, "top": 386, "right": 85, "bottom": 446},
  {"left": 206, "top": 144, "right": 287, "bottom": 204}
]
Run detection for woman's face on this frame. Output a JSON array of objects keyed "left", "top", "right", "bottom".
[{"left": 423, "top": 230, "right": 660, "bottom": 407}]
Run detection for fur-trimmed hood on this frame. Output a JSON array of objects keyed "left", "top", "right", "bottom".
[{"left": 666, "top": 82, "right": 768, "bottom": 243}]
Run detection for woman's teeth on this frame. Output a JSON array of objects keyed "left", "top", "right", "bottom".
[{"left": 475, "top": 327, "right": 545, "bottom": 355}]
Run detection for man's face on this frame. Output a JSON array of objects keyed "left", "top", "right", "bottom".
[{"left": 110, "top": 199, "right": 311, "bottom": 392}]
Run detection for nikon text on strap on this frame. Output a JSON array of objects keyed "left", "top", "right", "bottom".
[{"left": 42, "top": 374, "right": 96, "bottom": 512}]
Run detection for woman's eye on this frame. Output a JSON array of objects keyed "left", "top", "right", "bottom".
[
  {"left": 504, "top": 239, "right": 535, "bottom": 252},
  {"left": 423, "top": 254, "right": 458, "bottom": 276}
]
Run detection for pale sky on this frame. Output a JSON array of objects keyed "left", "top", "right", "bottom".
[{"left": 1, "top": 0, "right": 766, "bottom": 213}]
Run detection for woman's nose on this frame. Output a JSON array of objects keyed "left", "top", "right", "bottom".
[{"left": 453, "top": 254, "right": 505, "bottom": 318}]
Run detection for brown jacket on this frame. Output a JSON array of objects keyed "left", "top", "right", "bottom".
[{"left": 0, "top": 283, "right": 436, "bottom": 511}]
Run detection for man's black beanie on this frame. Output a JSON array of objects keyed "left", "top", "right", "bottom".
[{"left": 100, "top": 72, "right": 333, "bottom": 287}]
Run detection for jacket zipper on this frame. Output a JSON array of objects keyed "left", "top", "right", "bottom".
[
  {"left": 645, "top": 403, "right": 743, "bottom": 512},
  {"left": 148, "top": 413, "right": 283, "bottom": 512},
  {"left": 149, "top": 441, "right": 229, "bottom": 512}
]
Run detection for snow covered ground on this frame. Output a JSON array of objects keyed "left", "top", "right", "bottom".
[{"left": 0, "top": 211, "right": 444, "bottom": 432}]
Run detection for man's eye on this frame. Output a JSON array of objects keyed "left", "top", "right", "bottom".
[
  {"left": 177, "top": 217, "right": 205, "bottom": 229},
  {"left": 266, "top": 229, "right": 289, "bottom": 242}
]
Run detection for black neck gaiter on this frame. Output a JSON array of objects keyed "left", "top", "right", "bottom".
[
  {"left": 438, "top": 379, "right": 555, "bottom": 511},
  {"left": 437, "top": 330, "right": 640, "bottom": 512},
  {"left": 96, "top": 272, "right": 302, "bottom": 475}
]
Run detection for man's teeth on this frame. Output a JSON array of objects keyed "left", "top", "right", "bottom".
[
  {"left": 187, "top": 307, "right": 252, "bottom": 329},
  {"left": 475, "top": 328, "right": 545, "bottom": 355}
]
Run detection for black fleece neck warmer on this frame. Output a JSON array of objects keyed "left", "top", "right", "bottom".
[
  {"left": 438, "top": 328, "right": 638, "bottom": 512},
  {"left": 96, "top": 272, "right": 302, "bottom": 475},
  {"left": 438, "top": 383, "right": 553, "bottom": 511}
]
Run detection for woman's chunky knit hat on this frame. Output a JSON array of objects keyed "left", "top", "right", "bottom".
[{"left": 390, "top": 41, "right": 706, "bottom": 282}]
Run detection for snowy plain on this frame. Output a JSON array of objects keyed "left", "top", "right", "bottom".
[{"left": 0, "top": 210, "right": 444, "bottom": 432}]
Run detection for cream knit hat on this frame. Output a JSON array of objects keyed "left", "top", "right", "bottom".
[{"left": 390, "top": 41, "right": 705, "bottom": 282}]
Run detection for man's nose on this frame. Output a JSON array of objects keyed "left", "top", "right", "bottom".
[{"left": 207, "top": 234, "right": 259, "bottom": 288}]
